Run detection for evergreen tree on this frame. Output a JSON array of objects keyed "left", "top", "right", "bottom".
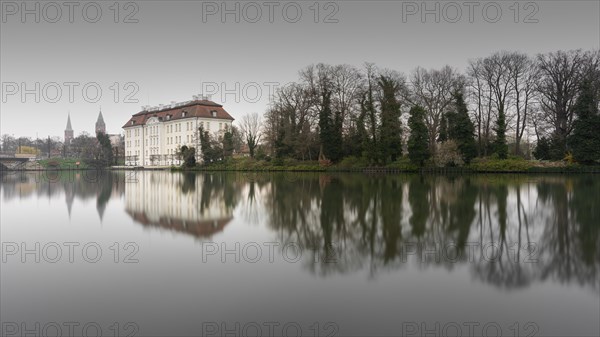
[
  {"left": 366, "top": 77, "right": 379, "bottom": 164},
  {"left": 378, "top": 75, "right": 403, "bottom": 163},
  {"left": 198, "top": 126, "right": 222, "bottom": 163},
  {"left": 548, "top": 135, "right": 567, "bottom": 161},
  {"left": 494, "top": 108, "right": 508, "bottom": 159},
  {"left": 568, "top": 79, "right": 600, "bottom": 164},
  {"left": 178, "top": 145, "right": 196, "bottom": 168},
  {"left": 222, "top": 130, "right": 234, "bottom": 158},
  {"left": 360, "top": 88, "right": 378, "bottom": 164},
  {"left": 332, "top": 108, "right": 344, "bottom": 162},
  {"left": 438, "top": 113, "right": 448, "bottom": 142},
  {"left": 407, "top": 105, "right": 431, "bottom": 166},
  {"left": 533, "top": 137, "right": 551, "bottom": 160},
  {"left": 96, "top": 132, "right": 114, "bottom": 166},
  {"left": 447, "top": 91, "right": 478, "bottom": 163},
  {"left": 318, "top": 88, "right": 334, "bottom": 162}
]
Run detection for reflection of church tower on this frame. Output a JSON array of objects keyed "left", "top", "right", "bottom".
[
  {"left": 95, "top": 108, "right": 106, "bottom": 134},
  {"left": 97, "top": 200, "right": 106, "bottom": 222},
  {"left": 64, "top": 183, "right": 75, "bottom": 219},
  {"left": 64, "top": 113, "right": 74, "bottom": 144}
]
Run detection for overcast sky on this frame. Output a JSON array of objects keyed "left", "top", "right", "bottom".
[{"left": 1, "top": 0, "right": 599, "bottom": 138}]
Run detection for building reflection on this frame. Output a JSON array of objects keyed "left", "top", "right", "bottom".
[
  {"left": 124, "top": 172, "right": 240, "bottom": 239},
  {"left": 0, "top": 171, "right": 240, "bottom": 239}
]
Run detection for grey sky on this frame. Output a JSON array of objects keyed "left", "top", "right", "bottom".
[{"left": 1, "top": 0, "right": 599, "bottom": 138}]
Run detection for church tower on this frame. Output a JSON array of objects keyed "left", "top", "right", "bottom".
[
  {"left": 64, "top": 113, "right": 74, "bottom": 144},
  {"left": 95, "top": 108, "right": 106, "bottom": 134}
]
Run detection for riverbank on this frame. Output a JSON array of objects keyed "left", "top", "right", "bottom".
[
  {"left": 172, "top": 157, "right": 600, "bottom": 174},
  {"left": 3, "top": 157, "right": 599, "bottom": 173}
]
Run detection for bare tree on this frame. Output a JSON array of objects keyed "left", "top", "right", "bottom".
[
  {"left": 507, "top": 52, "right": 538, "bottom": 156},
  {"left": 467, "top": 59, "right": 495, "bottom": 156},
  {"left": 409, "top": 65, "right": 464, "bottom": 153},
  {"left": 536, "top": 49, "right": 592, "bottom": 150},
  {"left": 239, "top": 113, "right": 262, "bottom": 158},
  {"left": 329, "top": 64, "right": 364, "bottom": 132}
]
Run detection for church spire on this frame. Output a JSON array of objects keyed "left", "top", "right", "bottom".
[
  {"left": 64, "top": 112, "right": 74, "bottom": 144},
  {"left": 66, "top": 113, "right": 72, "bottom": 130},
  {"left": 95, "top": 107, "right": 106, "bottom": 134}
]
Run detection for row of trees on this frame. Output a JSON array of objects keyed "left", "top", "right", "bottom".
[
  {"left": 0, "top": 134, "right": 62, "bottom": 157},
  {"left": 244, "top": 49, "right": 600, "bottom": 166},
  {"left": 0, "top": 132, "right": 122, "bottom": 166}
]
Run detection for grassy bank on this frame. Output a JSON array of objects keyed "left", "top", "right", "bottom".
[
  {"left": 174, "top": 157, "right": 600, "bottom": 174},
  {"left": 37, "top": 158, "right": 90, "bottom": 169}
]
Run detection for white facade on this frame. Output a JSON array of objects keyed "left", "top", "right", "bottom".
[{"left": 124, "top": 115, "right": 232, "bottom": 166}]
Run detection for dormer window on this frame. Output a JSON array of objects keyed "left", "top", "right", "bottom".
[
  {"left": 211, "top": 110, "right": 217, "bottom": 117},
  {"left": 166, "top": 115, "right": 171, "bottom": 120},
  {"left": 182, "top": 111, "right": 187, "bottom": 117},
  {"left": 131, "top": 120, "right": 135, "bottom": 125}
]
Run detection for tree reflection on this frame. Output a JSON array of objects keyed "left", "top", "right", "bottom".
[
  {"left": 2, "top": 170, "right": 597, "bottom": 291},
  {"left": 254, "top": 173, "right": 598, "bottom": 291}
]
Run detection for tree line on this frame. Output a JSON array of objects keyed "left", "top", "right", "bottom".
[
  {"left": 241, "top": 49, "right": 600, "bottom": 166},
  {"left": 0, "top": 132, "right": 122, "bottom": 167}
]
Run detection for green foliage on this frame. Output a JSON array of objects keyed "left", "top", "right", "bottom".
[
  {"left": 38, "top": 158, "right": 88, "bottom": 169},
  {"left": 96, "top": 132, "right": 114, "bottom": 166},
  {"left": 338, "top": 156, "right": 368, "bottom": 169},
  {"left": 377, "top": 75, "right": 403, "bottom": 164},
  {"left": 438, "top": 114, "right": 448, "bottom": 142},
  {"left": 385, "top": 157, "right": 419, "bottom": 171},
  {"left": 568, "top": 79, "right": 600, "bottom": 164},
  {"left": 407, "top": 105, "right": 430, "bottom": 167},
  {"left": 469, "top": 157, "right": 534, "bottom": 172},
  {"left": 447, "top": 91, "right": 478, "bottom": 164},
  {"left": 198, "top": 126, "right": 223, "bottom": 163},
  {"left": 178, "top": 145, "right": 196, "bottom": 168},
  {"left": 493, "top": 109, "right": 508, "bottom": 159},
  {"left": 222, "top": 130, "right": 234, "bottom": 158},
  {"left": 548, "top": 135, "right": 567, "bottom": 161},
  {"left": 318, "top": 87, "right": 343, "bottom": 163},
  {"left": 533, "top": 137, "right": 552, "bottom": 160}
]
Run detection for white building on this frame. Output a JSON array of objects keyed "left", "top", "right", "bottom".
[{"left": 123, "top": 96, "right": 234, "bottom": 166}]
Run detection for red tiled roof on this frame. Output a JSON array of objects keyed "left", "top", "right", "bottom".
[
  {"left": 122, "top": 100, "right": 234, "bottom": 128},
  {"left": 127, "top": 209, "right": 233, "bottom": 239}
]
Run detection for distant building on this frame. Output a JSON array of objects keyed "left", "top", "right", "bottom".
[
  {"left": 63, "top": 109, "right": 123, "bottom": 161},
  {"left": 64, "top": 114, "right": 74, "bottom": 144},
  {"left": 122, "top": 96, "right": 235, "bottom": 166},
  {"left": 95, "top": 109, "right": 106, "bottom": 135}
]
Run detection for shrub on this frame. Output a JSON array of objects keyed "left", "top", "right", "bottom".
[
  {"left": 469, "top": 157, "right": 533, "bottom": 172},
  {"left": 319, "top": 158, "right": 332, "bottom": 167},
  {"left": 338, "top": 156, "right": 367, "bottom": 169},
  {"left": 434, "top": 140, "right": 464, "bottom": 167}
]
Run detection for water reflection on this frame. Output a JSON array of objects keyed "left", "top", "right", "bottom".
[
  {"left": 125, "top": 172, "right": 242, "bottom": 238},
  {"left": 1, "top": 171, "right": 598, "bottom": 291}
]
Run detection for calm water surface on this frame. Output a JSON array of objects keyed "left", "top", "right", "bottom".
[{"left": 1, "top": 171, "right": 599, "bottom": 336}]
